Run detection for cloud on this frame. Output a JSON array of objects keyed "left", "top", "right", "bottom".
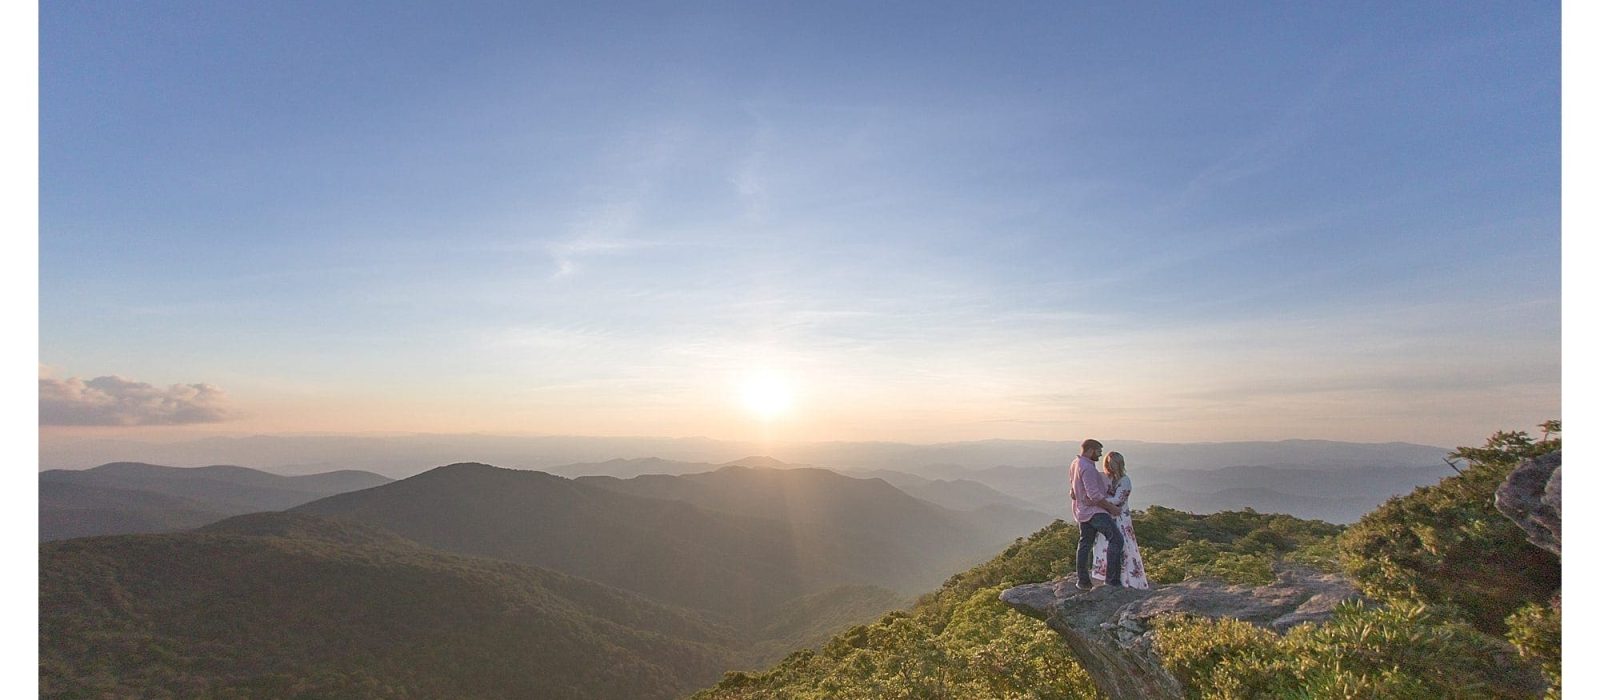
[
  {"left": 40, "top": 375, "right": 233, "bottom": 426},
  {"left": 1168, "top": 61, "right": 1342, "bottom": 211},
  {"left": 543, "top": 201, "right": 654, "bottom": 280}
]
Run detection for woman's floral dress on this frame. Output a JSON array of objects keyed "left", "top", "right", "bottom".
[{"left": 1091, "top": 475, "right": 1150, "bottom": 588}]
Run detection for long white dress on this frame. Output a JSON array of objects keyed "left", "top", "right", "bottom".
[{"left": 1091, "top": 475, "right": 1150, "bottom": 588}]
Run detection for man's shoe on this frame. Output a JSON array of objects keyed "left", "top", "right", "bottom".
[{"left": 1074, "top": 581, "right": 1093, "bottom": 591}]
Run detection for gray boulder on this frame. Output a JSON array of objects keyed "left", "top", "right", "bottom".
[
  {"left": 1495, "top": 450, "right": 1561, "bottom": 556},
  {"left": 999, "top": 567, "right": 1364, "bottom": 700}
]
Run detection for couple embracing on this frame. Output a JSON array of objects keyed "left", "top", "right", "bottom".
[{"left": 1069, "top": 438, "right": 1150, "bottom": 590}]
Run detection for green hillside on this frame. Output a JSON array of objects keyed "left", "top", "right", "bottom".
[
  {"left": 692, "top": 424, "right": 1559, "bottom": 699},
  {"left": 577, "top": 465, "right": 1053, "bottom": 591},
  {"left": 39, "top": 427, "right": 1558, "bottom": 698},
  {"left": 39, "top": 481, "right": 229, "bottom": 541},
  {"left": 1338, "top": 422, "right": 1562, "bottom": 695},
  {"left": 294, "top": 463, "right": 1002, "bottom": 628},
  {"left": 41, "top": 512, "right": 741, "bottom": 699},
  {"left": 692, "top": 508, "right": 1342, "bottom": 699}
]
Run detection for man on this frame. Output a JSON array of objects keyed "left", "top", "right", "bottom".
[{"left": 1070, "top": 438, "right": 1123, "bottom": 590}]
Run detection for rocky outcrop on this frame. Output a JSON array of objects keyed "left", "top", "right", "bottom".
[
  {"left": 1495, "top": 450, "right": 1561, "bottom": 556},
  {"left": 999, "top": 567, "right": 1364, "bottom": 700}
]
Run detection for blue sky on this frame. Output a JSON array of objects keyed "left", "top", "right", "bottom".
[{"left": 38, "top": 1, "right": 1561, "bottom": 445}]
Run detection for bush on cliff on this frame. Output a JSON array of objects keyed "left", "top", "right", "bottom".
[
  {"left": 1149, "top": 423, "right": 1561, "bottom": 699},
  {"left": 696, "top": 520, "right": 1101, "bottom": 699},
  {"left": 1338, "top": 422, "right": 1560, "bottom": 634},
  {"left": 696, "top": 509, "right": 1343, "bottom": 698},
  {"left": 1154, "top": 599, "right": 1536, "bottom": 699},
  {"left": 1506, "top": 600, "right": 1560, "bottom": 699}
]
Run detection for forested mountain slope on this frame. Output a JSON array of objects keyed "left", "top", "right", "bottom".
[{"left": 41, "top": 512, "right": 741, "bottom": 699}]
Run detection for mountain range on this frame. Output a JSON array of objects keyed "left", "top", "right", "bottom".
[
  {"left": 39, "top": 446, "right": 1465, "bottom": 696},
  {"left": 38, "top": 462, "right": 392, "bottom": 540},
  {"left": 41, "top": 511, "right": 742, "bottom": 699},
  {"left": 575, "top": 461, "right": 1051, "bottom": 586},
  {"left": 544, "top": 453, "right": 1448, "bottom": 524},
  {"left": 39, "top": 434, "right": 1448, "bottom": 478},
  {"left": 39, "top": 435, "right": 1448, "bottom": 524},
  {"left": 45, "top": 457, "right": 1055, "bottom": 696},
  {"left": 893, "top": 461, "right": 1458, "bottom": 523},
  {"left": 291, "top": 462, "right": 1050, "bottom": 627}
]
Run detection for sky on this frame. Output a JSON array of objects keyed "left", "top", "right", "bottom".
[{"left": 37, "top": 1, "right": 1562, "bottom": 448}]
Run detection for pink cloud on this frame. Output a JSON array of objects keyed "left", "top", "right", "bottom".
[{"left": 40, "top": 375, "right": 233, "bottom": 426}]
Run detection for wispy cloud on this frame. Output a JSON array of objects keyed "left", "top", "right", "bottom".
[
  {"left": 478, "top": 324, "right": 617, "bottom": 351},
  {"left": 40, "top": 375, "right": 234, "bottom": 426},
  {"left": 1168, "top": 62, "right": 1343, "bottom": 211}
]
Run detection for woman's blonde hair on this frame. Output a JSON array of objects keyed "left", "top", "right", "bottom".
[{"left": 1105, "top": 451, "right": 1127, "bottom": 480}]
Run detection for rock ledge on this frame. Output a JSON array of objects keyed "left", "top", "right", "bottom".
[
  {"left": 999, "top": 567, "right": 1364, "bottom": 700},
  {"left": 1495, "top": 450, "right": 1561, "bottom": 556}
]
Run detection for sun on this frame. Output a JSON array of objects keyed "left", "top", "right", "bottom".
[{"left": 741, "top": 374, "right": 793, "bottom": 421}]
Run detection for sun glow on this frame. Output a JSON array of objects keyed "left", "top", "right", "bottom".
[{"left": 741, "top": 374, "right": 793, "bottom": 421}]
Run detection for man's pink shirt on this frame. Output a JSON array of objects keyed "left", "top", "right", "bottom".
[{"left": 1070, "top": 455, "right": 1110, "bottom": 522}]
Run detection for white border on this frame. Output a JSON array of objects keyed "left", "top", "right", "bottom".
[
  {"left": 1561, "top": 1, "right": 1591, "bottom": 695},
  {"left": 6, "top": 0, "right": 39, "bottom": 691}
]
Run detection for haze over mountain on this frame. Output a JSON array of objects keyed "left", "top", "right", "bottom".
[
  {"left": 544, "top": 450, "right": 1451, "bottom": 525},
  {"left": 291, "top": 463, "right": 943, "bottom": 630},
  {"left": 39, "top": 434, "right": 1447, "bottom": 478},
  {"left": 40, "top": 481, "right": 229, "bottom": 541},
  {"left": 41, "top": 512, "right": 743, "bottom": 699},
  {"left": 554, "top": 457, "right": 1042, "bottom": 514},
  {"left": 939, "top": 462, "right": 1458, "bottom": 524},
  {"left": 575, "top": 461, "right": 1052, "bottom": 578},
  {"left": 37, "top": 437, "right": 1451, "bottom": 526},
  {"left": 548, "top": 456, "right": 722, "bottom": 480},
  {"left": 38, "top": 462, "right": 392, "bottom": 540},
  {"left": 795, "top": 468, "right": 1037, "bottom": 512}
]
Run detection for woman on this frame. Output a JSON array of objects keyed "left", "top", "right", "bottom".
[{"left": 1092, "top": 451, "right": 1150, "bottom": 588}]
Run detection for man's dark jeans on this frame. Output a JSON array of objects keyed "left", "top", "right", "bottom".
[{"left": 1077, "top": 512, "right": 1123, "bottom": 587}]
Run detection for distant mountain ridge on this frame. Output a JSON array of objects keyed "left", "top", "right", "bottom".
[
  {"left": 546, "top": 456, "right": 717, "bottom": 479},
  {"left": 292, "top": 463, "right": 909, "bottom": 627},
  {"left": 576, "top": 463, "right": 1053, "bottom": 586},
  {"left": 40, "top": 481, "right": 229, "bottom": 541},
  {"left": 39, "top": 462, "right": 393, "bottom": 540},
  {"left": 41, "top": 462, "right": 393, "bottom": 508},
  {"left": 292, "top": 462, "right": 1050, "bottom": 631},
  {"left": 544, "top": 454, "right": 1451, "bottom": 525},
  {"left": 40, "top": 434, "right": 1448, "bottom": 478},
  {"left": 941, "top": 462, "right": 1456, "bottom": 523},
  {"left": 838, "top": 468, "right": 1039, "bottom": 511},
  {"left": 575, "top": 463, "right": 1050, "bottom": 568}
]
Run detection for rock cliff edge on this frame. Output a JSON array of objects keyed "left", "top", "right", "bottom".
[{"left": 999, "top": 567, "right": 1363, "bottom": 700}]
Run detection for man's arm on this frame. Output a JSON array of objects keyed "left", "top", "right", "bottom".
[
  {"left": 1077, "top": 459, "right": 1107, "bottom": 504},
  {"left": 1078, "top": 462, "right": 1122, "bottom": 515}
]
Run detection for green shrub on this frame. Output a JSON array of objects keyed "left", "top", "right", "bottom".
[
  {"left": 1154, "top": 601, "right": 1540, "bottom": 699},
  {"left": 1280, "top": 534, "right": 1341, "bottom": 573},
  {"left": 1146, "top": 541, "right": 1275, "bottom": 586},
  {"left": 1152, "top": 614, "right": 1286, "bottom": 697},
  {"left": 1338, "top": 422, "right": 1560, "bottom": 634},
  {"left": 697, "top": 509, "right": 1350, "bottom": 698},
  {"left": 1506, "top": 601, "right": 1560, "bottom": 699}
]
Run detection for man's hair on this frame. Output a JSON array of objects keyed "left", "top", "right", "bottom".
[{"left": 1081, "top": 439, "right": 1103, "bottom": 452}]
